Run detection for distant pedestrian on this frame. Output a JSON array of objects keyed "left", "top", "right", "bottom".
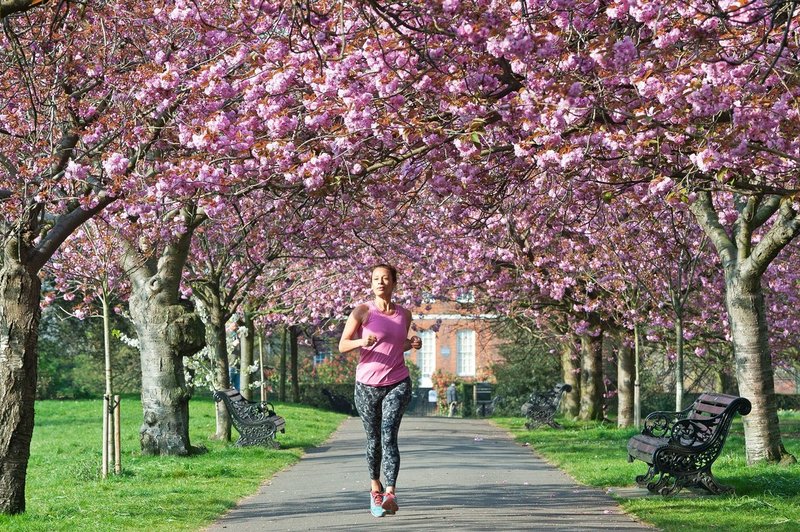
[
  {"left": 338, "top": 263, "right": 421, "bottom": 518},
  {"left": 446, "top": 382, "right": 458, "bottom": 417}
]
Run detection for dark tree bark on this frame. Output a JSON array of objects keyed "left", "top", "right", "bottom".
[
  {"left": 0, "top": 254, "right": 41, "bottom": 514},
  {"left": 0, "top": 0, "right": 47, "bottom": 19}
]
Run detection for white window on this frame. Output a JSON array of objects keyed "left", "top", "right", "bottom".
[
  {"left": 456, "top": 329, "right": 476, "bottom": 377},
  {"left": 456, "top": 290, "right": 475, "bottom": 303},
  {"left": 418, "top": 330, "right": 436, "bottom": 387}
]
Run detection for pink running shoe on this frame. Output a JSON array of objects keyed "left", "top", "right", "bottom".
[
  {"left": 381, "top": 492, "right": 398, "bottom": 514},
  {"left": 369, "top": 491, "right": 385, "bottom": 517}
]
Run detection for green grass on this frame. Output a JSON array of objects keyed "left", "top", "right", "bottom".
[
  {"left": 0, "top": 394, "right": 345, "bottom": 531},
  {"left": 493, "top": 411, "right": 800, "bottom": 531}
]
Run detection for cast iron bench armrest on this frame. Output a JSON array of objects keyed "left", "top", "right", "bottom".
[{"left": 641, "top": 406, "right": 694, "bottom": 438}]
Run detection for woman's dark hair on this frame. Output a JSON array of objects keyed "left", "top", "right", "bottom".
[{"left": 371, "top": 263, "right": 398, "bottom": 283}]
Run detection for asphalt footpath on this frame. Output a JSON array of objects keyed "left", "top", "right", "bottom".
[{"left": 205, "top": 416, "right": 654, "bottom": 531}]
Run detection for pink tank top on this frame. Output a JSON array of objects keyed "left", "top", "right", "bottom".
[{"left": 355, "top": 301, "right": 411, "bottom": 386}]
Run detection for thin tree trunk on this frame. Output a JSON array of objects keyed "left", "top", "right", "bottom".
[
  {"left": 280, "top": 326, "right": 287, "bottom": 402},
  {"left": 239, "top": 313, "right": 254, "bottom": 401},
  {"left": 290, "top": 325, "right": 300, "bottom": 403},
  {"left": 617, "top": 334, "right": 634, "bottom": 428},
  {"left": 196, "top": 294, "right": 231, "bottom": 442},
  {"left": 578, "top": 332, "right": 604, "bottom": 421},
  {"left": 675, "top": 313, "right": 685, "bottom": 411},
  {"left": 560, "top": 340, "right": 580, "bottom": 418},
  {"left": 634, "top": 323, "right": 642, "bottom": 428},
  {"left": 726, "top": 275, "right": 795, "bottom": 464},
  {"left": 0, "top": 261, "right": 41, "bottom": 514},
  {"left": 100, "top": 291, "right": 116, "bottom": 474}
]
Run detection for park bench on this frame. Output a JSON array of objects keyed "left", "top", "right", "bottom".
[
  {"left": 477, "top": 395, "right": 503, "bottom": 417},
  {"left": 322, "top": 388, "right": 356, "bottom": 415},
  {"left": 213, "top": 388, "right": 286, "bottom": 448},
  {"left": 521, "top": 383, "right": 572, "bottom": 429},
  {"left": 627, "top": 392, "right": 751, "bottom": 496}
]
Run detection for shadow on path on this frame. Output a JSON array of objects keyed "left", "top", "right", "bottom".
[{"left": 206, "top": 417, "right": 654, "bottom": 531}]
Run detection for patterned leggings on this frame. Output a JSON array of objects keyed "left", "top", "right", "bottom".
[{"left": 354, "top": 378, "right": 412, "bottom": 488}]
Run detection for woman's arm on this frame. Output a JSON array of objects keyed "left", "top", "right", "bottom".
[
  {"left": 338, "top": 305, "right": 373, "bottom": 353},
  {"left": 403, "top": 308, "right": 422, "bottom": 351}
]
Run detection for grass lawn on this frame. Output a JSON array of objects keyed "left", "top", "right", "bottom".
[
  {"left": 493, "top": 411, "right": 800, "bottom": 531},
  {"left": 0, "top": 394, "right": 346, "bottom": 532}
]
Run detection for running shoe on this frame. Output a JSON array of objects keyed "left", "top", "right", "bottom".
[
  {"left": 369, "top": 491, "right": 385, "bottom": 517},
  {"left": 381, "top": 492, "right": 398, "bottom": 514}
]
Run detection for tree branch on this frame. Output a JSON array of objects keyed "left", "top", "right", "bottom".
[
  {"left": 29, "top": 190, "right": 116, "bottom": 271},
  {"left": 689, "top": 190, "right": 737, "bottom": 271},
  {"left": 740, "top": 200, "right": 800, "bottom": 282},
  {"left": 0, "top": 0, "right": 47, "bottom": 19}
]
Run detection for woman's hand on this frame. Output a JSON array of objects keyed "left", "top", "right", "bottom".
[
  {"left": 409, "top": 335, "right": 422, "bottom": 349},
  {"left": 363, "top": 334, "right": 378, "bottom": 347}
]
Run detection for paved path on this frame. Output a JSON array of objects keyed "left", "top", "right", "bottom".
[{"left": 206, "top": 417, "right": 654, "bottom": 531}]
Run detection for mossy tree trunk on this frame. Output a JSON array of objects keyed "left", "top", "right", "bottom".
[{"left": 121, "top": 211, "right": 206, "bottom": 455}]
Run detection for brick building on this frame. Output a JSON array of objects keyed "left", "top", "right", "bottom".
[{"left": 407, "top": 299, "right": 503, "bottom": 387}]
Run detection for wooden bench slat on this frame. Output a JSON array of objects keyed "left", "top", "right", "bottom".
[
  {"left": 691, "top": 403, "right": 728, "bottom": 416},
  {"left": 696, "top": 393, "right": 738, "bottom": 406}
]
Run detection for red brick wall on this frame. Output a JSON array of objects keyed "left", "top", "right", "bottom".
[{"left": 408, "top": 300, "right": 504, "bottom": 383}]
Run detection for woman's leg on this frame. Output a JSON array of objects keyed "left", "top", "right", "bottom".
[
  {"left": 354, "top": 381, "right": 385, "bottom": 490},
  {"left": 380, "top": 378, "right": 412, "bottom": 491}
]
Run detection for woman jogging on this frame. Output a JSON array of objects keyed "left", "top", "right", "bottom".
[{"left": 338, "top": 263, "right": 422, "bottom": 517}]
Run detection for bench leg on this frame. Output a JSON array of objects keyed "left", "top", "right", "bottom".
[
  {"left": 690, "top": 470, "right": 735, "bottom": 495},
  {"left": 635, "top": 465, "right": 657, "bottom": 489}
]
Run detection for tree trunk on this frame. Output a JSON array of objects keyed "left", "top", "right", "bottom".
[
  {"left": 239, "top": 313, "right": 254, "bottom": 401},
  {"left": 197, "top": 295, "right": 231, "bottom": 442},
  {"left": 130, "top": 280, "right": 205, "bottom": 455},
  {"left": 675, "top": 314, "right": 685, "bottom": 411},
  {"left": 578, "top": 332, "right": 604, "bottom": 421},
  {"left": 560, "top": 341, "right": 580, "bottom": 418},
  {"left": 715, "top": 366, "right": 737, "bottom": 395},
  {"left": 280, "top": 326, "right": 287, "bottom": 402},
  {"left": 0, "top": 261, "right": 41, "bottom": 514},
  {"left": 617, "top": 335, "right": 634, "bottom": 428},
  {"left": 726, "top": 275, "right": 795, "bottom": 464},
  {"left": 634, "top": 323, "right": 642, "bottom": 428},
  {"left": 290, "top": 325, "right": 300, "bottom": 403}
]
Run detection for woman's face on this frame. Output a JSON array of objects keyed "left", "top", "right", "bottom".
[{"left": 371, "top": 267, "right": 395, "bottom": 298}]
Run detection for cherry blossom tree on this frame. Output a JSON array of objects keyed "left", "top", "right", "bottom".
[{"left": 0, "top": 0, "right": 185, "bottom": 512}]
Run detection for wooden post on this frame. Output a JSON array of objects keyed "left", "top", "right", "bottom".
[
  {"left": 114, "top": 395, "right": 121, "bottom": 474},
  {"left": 102, "top": 395, "right": 109, "bottom": 479}
]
